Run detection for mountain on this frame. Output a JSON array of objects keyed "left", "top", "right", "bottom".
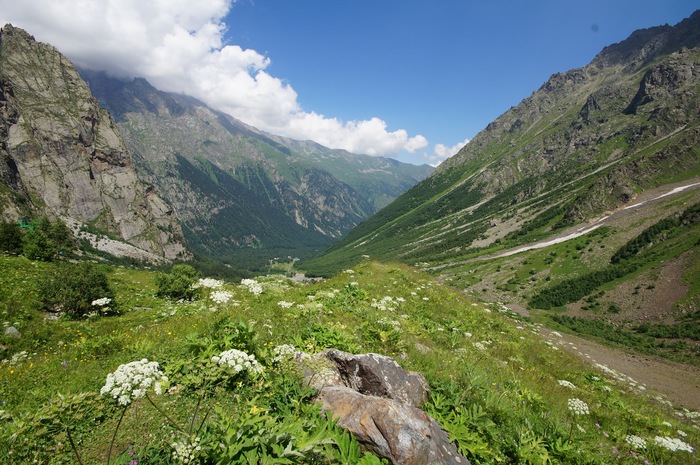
[
  {"left": 78, "top": 71, "right": 433, "bottom": 265},
  {"left": 305, "top": 12, "right": 700, "bottom": 351},
  {"left": 0, "top": 24, "right": 188, "bottom": 261}
]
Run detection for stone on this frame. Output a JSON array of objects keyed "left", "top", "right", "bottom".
[
  {"left": 4, "top": 326, "right": 20, "bottom": 338},
  {"left": 303, "top": 350, "right": 469, "bottom": 465},
  {"left": 321, "top": 349, "right": 430, "bottom": 408},
  {"left": 318, "top": 386, "right": 467, "bottom": 465}
]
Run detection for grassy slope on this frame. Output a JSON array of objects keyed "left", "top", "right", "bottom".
[{"left": 1, "top": 256, "right": 698, "bottom": 464}]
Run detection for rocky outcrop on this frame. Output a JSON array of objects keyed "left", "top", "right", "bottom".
[
  {"left": 0, "top": 24, "right": 188, "bottom": 260},
  {"left": 303, "top": 349, "right": 468, "bottom": 465}
]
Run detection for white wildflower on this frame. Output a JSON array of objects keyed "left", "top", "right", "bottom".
[
  {"left": 213, "top": 349, "right": 263, "bottom": 375},
  {"left": 567, "top": 398, "right": 589, "bottom": 416},
  {"left": 171, "top": 436, "right": 202, "bottom": 464},
  {"left": 473, "top": 342, "right": 486, "bottom": 351},
  {"left": 625, "top": 435, "right": 647, "bottom": 450},
  {"left": 193, "top": 278, "right": 223, "bottom": 289},
  {"left": 100, "top": 359, "right": 168, "bottom": 406},
  {"left": 277, "top": 301, "right": 294, "bottom": 308},
  {"left": 558, "top": 380, "right": 577, "bottom": 389},
  {"left": 653, "top": 436, "right": 694, "bottom": 453},
  {"left": 91, "top": 297, "right": 112, "bottom": 307},
  {"left": 241, "top": 279, "right": 263, "bottom": 295},
  {"left": 272, "top": 344, "right": 297, "bottom": 363},
  {"left": 210, "top": 290, "right": 233, "bottom": 304}
]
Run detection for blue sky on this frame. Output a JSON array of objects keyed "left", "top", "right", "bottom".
[{"left": 1, "top": 1, "right": 697, "bottom": 165}]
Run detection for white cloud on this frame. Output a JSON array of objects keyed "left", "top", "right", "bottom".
[
  {"left": 0, "top": 0, "right": 428, "bottom": 158},
  {"left": 424, "top": 139, "right": 470, "bottom": 166}
]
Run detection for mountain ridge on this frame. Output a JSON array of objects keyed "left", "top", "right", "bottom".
[{"left": 79, "top": 70, "right": 433, "bottom": 265}]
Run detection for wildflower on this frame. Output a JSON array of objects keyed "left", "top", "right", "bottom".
[
  {"left": 212, "top": 349, "right": 264, "bottom": 375},
  {"left": 171, "top": 436, "right": 202, "bottom": 464},
  {"left": 100, "top": 359, "right": 168, "bottom": 406},
  {"left": 91, "top": 297, "right": 112, "bottom": 307},
  {"left": 558, "top": 380, "right": 577, "bottom": 389},
  {"left": 625, "top": 435, "right": 647, "bottom": 450},
  {"left": 653, "top": 436, "right": 694, "bottom": 453},
  {"left": 241, "top": 279, "right": 263, "bottom": 295},
  {"left": 193, "top": 278, "right": 223, "bottom": 289},
  {"left": 272, "top": 344, "right": 297, "bottom": 363},
  {"left": 277, "top": 301, "right": 294, "bottom": 308},
  {"left": 210, "top": 290, "right": 233, "bottom": 304},
  {"left": 567, "top": 398, "right": 589, "bottom": 416},
  {"left": 473, "top": 342, "right": 486, "bottom": 351}
]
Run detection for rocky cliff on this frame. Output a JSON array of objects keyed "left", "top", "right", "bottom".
[{"left": 0, "top": 25, "right": 188, "bottom": 260}]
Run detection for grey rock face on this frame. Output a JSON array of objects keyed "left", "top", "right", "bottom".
[
  {"left": 304, "top": 349, "right": 468, "bottom": 465},
  {"left": 0, "top": 24, "right": 188, "bottom": 261}
]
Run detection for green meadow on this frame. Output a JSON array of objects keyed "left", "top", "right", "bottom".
[{"left": 0, "top": 255, "right": 697, "bottom": 464}]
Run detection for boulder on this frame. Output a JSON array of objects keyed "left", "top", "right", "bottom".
[
  {"left": 318, "top": 385, "right": 466, "bottom": 465},
  {"left": 321, "top": 349, "right": 430, "bottom": 408},
  {"left": 4, "top": 326, "right": 20, "bottom": 338},
  {"left": 304, "top": 350, "right": 469, "bottom": 465}
]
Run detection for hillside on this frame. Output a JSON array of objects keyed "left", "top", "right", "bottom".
[
  {"left": 0, "top": 255, "right": 698, "bottom": 464},
  {"left": 78, "top": 71, "right": 433, "bottom": 265},
  {"left": 303, "top": 12, "right": 700, "bottom": 362}
]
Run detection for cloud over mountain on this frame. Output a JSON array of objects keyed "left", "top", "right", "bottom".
[{"left": 0, "top": 0, "right": 429, "bottom": 158}]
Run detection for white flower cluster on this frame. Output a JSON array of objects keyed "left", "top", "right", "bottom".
[
  {"left": 558, "top": 380, "right": 577, "bottom": 389},
  {"left": 371, "top": 296, "right": 401, "bottom": 311},
  {"left": 272, "top": 344, "right": 297, "bottom": 363},
  {"left": 193, "top": 278, "right": 223, "bottom": 289},
  {"left": 377, "top": 317, "right": 401, "bottom": 332},
  {"left": 210, "top": 290, "right": 233, "bottom": 304},
  {"left": 212, "top": 349, "right": 264, "bottom": 375},
  {"left": 100, "top": 359, "right": 168, "bottom": 406},
  {"left": 625, "top": 435, "right": 647, "bottom": 450},
  {"left": 91, "top": 297, "right": 112, "bottom": 307},
  {"left": 567, "top": 398, "right": 589, "bottom": 416},
  {"left": 3, "top": 350, "right": 31, "bottom": 365},
  {"left": 241, "top": 278, "right": 263, "bottom": 295},
  {"left": 171, "top": 437, "right": 202, "bottom": 464},
  {"left": 277, "top": 301, "right": 294, "bottom": 308},
  {"left": 653, "top": 436, "right": 694, "bottom": 453},
  {"left": 473, "top": 342, "right": 487, "bottom": 351}
]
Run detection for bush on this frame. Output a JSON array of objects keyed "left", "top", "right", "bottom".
[
  {"left": 155, "top": 264, "right": 200, "bottom": 300},
  {"left": 0, "top": 221, "right": 23, "bottom": 254},
  {"left": 37, "top": 262, "right": 115, "bottom": 318}
]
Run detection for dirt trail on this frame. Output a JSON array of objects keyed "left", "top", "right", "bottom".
[{"left": 540, "top": 328, "right": 700, "bottom": 411}]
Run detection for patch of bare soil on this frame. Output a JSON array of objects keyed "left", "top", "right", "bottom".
[{"left": 541, "top": 328, "right": 700, "bottom": 412}]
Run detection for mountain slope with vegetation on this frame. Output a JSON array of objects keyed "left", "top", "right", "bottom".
[
  {"left": 79, "top": 71, "right": 433, "bottom": 266},
  {"left": 304, "top": 12, "right": 700, "bottom": 360}
]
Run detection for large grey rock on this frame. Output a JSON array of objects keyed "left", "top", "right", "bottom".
[
  {"left": 321, "top": 349, "right": 430, "bottom": 408},
  {"left": 304, "top": 350, "right": 469, "bottom": 465},
  {"left": 318, "top": 386, "right": 467, "bottom": 465}
]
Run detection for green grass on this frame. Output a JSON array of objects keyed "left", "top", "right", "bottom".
[{"left": 0, "top": 256, "right": 698, "bottom": 464}]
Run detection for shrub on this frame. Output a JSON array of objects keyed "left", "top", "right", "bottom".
[
  {"left": 0, "top": 221, "right": 24, "bottom": 254},
  {"left": 23, "top": 229, "right": 57, "bottom": 261},
  {"left": 155, "top": 264, "right": 200, "bottom": 300},
  {"left": 37, "top": 262, "right": 115, "bottom": 318}
]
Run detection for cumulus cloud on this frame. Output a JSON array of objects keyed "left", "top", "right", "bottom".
[
  {"left": 424, "top": 139, "right": 470, "bottom": 166},
  {"left": 0, "top": 0, "right": 428, "bottom": 158}
]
